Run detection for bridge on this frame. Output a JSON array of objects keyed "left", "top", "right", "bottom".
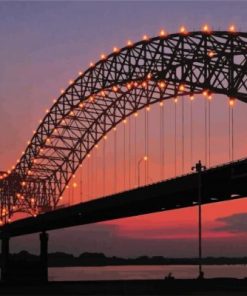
[{"left": 1, "top": 27, "right": 247, "bottom": 282}]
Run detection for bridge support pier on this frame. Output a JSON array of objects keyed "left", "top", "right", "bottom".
[
  {"left": 40, "top": 231, "right": 49, "bottom": 282},
  {"left": 1, "top": 233, "right": 10, "bottom": 282}
]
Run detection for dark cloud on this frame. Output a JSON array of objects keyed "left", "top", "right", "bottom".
[{"left": 214, "top": 213, "right": 247, "bottom": 234}]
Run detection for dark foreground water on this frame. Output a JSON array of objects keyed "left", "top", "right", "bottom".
[{"left": 49, "top": 265, "right": 247, "bottom": 281}]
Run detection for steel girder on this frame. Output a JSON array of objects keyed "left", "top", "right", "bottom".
[{"left": 1, "top": 31, "right": 247, "bottom": 221}]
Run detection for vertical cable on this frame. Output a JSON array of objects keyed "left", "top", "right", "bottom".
[
  {"left": 103, "top": 139, "right": 106, "bottom": 195},
  {"left": 231, "top": 106, "right": 234, "bottom": 161},
  {"left": 204, "top": 98, "right": 208, "bottom": 167},
  {"left": 190, "top": 97, "right": 194, "bottom": 166},
  {"left": 228, "top": 103, "right": 231, "bottom": 161},
  {"left": 80, "top": 164, "right": 83, "bottom": 202},
  {"left": 144, "top": 110, "right": 147, "bottom": 184},
  {"left": 87, "top": 156, "right": 90, "bottom": 200},
  {"left": 128, "top": 117, "right": 131, "bottom": 189},
  {"left": 95, "top": 147, "right": 98, "bottom": 197},
  {"left": 160, "top": 102, "right": 164, "bottom": 180},
  {"left": 174, "top": 98, "right": 177, "bottom": 176},
  {"left": 134, "top": 114, "right": 137, "bottom": 187},
  {"left": 182, "top": 96, "right": 185, "bottom": 173},
  {"left": 208, "top": 98, "right": 211, "bottom": 167},
  {"left": 147, "top": 108, "right": 149, "bottom": 184},
  {"left": 114, "top": 128, "right": 117, "bottom": 193},
  {"left": 123, "top": 121, "right": 126, "bottom": 190}
]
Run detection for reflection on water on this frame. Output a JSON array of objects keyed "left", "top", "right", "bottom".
[{"left": 49, "top": 265, "right": 247, "bottom": 281}]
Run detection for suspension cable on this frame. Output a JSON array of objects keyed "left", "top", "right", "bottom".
[
  {"left": 80, "top": 163, "right": 83, "bottom": 202},
  {"left": 114, "top": 127, "right": 117, "bottom": 193},
  {"left": 229, "top": 98, "right": 235, "bottom": 161},
  {"left": 208, "top": 97, "right": 211, "bottom": 167},
  {"left": 190, "top": 95, "right": 194, "bottom": 166},
  {"left": 174, "top": 98, "right": 177, "bottom": 176},
  {"left": 134, "top": 113, "right": 137, "bottom": 186},
  {"left": 123, "top": 120, "right": 126, "bottom": 190},
  {"left": 160, "top": 102, "right": 164, "bottom": 180},
  {"left": 147, "top": 107, "right": 149, "bottom": 184},
  {"left": 204, "top": 96, "right": 208, "bottom": 167},
  {"left": 232, "top": 103, "right": 234, "bottom": 161},
  {"left": 182, "top": 95, "right": 185, "bottom": 173},
  {"left": 128, "top": 117, "right": 131, "bottom": 189},
  {"left": 103, "top": 139, "right": 106, "bottom": 195},
  {"left": 87, "top": 156, "right": 90, "bottom": 200}
]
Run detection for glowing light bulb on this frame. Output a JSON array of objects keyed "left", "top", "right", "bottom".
[
  {"left": 180, "top": 26, "right": 187, "bottom": 34},
  {"left": 89, "top": 95, "right": 94, "bottom": 102},
  {"left": 46, "top": 109, "right": 49, "bottom": 113},
  {"left": 146, "top": 106, "right": 150, "bottom": 112},
  {"left": 158, "top": 81, "right": 166, "bottom": 89},
  {"left": 208, "top": 50, "right": 216, "bottom": 58},
  {"left": 73, "top": 182, "right": 77, "bottom": 188},
  {"left": 207, "top": 94, "right": 213, "bottom": 100},
  {"left": 61, "top": 89, "right": 65, "bottom": 94},
  {"left": 134, "top": 112, "right": 138, "bottom": 117},
  {"left": 123, "top": 119, "right": 127, "bottom": 124},
  {"left": 203, "top": 90, "right": 208, "bottom": 97},
  {"left": 229, "top": 25, "right": 236, "bottom": 32},
  {"left": 202, "top": 24, "right": 211, "bottom": 33},
  {"left": 229, "top": 97, "right": 235, "bottom": 107},
  {"left": 53, "top": 99, "right": 57, "bottom": 103},
  {"left": 73, "top": 174, "right": 76, "bottom": 179},
  {"left": 127, "top": 83, "right": 132, "bottom": 90},
  {"left": 159, "top": 29, "right": 166, "bottom": 37},
  {"left": 159, "top": 101, "right": 164, "bottom": 107},
  {"left": 142, "top": 81, "right": 147, "bottom": 88},
  {"left": 113, "top": 127, "right": 117, "bottom": 131},
  {"left": 143, "top": 34, "right": 149, "bottom": 41},
  {"left": 87, "top": 153, "right": 91, "bottom": 158},
  {"left": 189, "top": 94, "right": 195, "bottom": 101},
  {"left": 69, "top": 80, "right": 73, "bottom": 85},
  {"left": 174, "top": 97, "right": 178, "bottom": 104},
  {"left": 79, "top": 103, "right": 84, "bottom": 108},
  {"left": 127, "top": 40, "right": 133, "bottom": 47},
  {"left": 78, "top": 71, "right": 83, "bottom": 75},
  {"left": 89, "top": 62, "right": 94, "bottom": 67},
  {"left": 179, "top": 84, "right": 185, "bottom": 91},
  {"left": 113, "top": 47, "right": 119, "bottom": 53},
  {"left": 147, "top": 73, "right": 152, "bottom": 80},
  {"left": 59, "top": 196, "right": 63, "bottom": 200},
  {"left": 101, "top": 53, "right": 106, "bottom": 60},
  {"left": 104, "top": 135, "right": 107, "bottom": 140},
  {"left": 101, "top": 90, "right": 106, "bottom": 97},
  {"left": 144, "top": 155, "right": 148, "bottom": 161},
  {"left": 21, "top": 181, "right": 26, "bottom": 187},
  {"left": 112, "top": 86, "right": 118, "bottom": 92}
]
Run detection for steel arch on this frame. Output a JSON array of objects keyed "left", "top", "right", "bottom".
[{"left": 1, "top": 30, "right": 247, "bottom": 221}]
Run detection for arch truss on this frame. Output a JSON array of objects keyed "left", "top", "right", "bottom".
[{"left": 1, "top": 30, "right": 247, "bottom": 221}]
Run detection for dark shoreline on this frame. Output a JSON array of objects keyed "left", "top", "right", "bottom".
[
  {"left": 4, "top": 251, "right": 247, "bottom": 267},
  {"left": 1, "top": 279, "right": 247, "bottom": 295}
]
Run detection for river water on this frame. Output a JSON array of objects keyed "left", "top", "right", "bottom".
[{"left": 49, "top": 265, "right": 247, "bottom": 281}]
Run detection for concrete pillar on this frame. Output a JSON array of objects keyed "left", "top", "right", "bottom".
[
  {"left": 39, "top": 231, "right": 49, "bottom": 282},
  {"left": 1, "top": 233, "right": 10, "bottom": 282}
]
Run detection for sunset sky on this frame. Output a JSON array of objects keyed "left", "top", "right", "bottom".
[{"left": 1, "top": 1, "right": 247, "bottom": 257}]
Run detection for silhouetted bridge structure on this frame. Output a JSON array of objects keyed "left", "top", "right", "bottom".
[
  {"left": 2, "top": 158, "right": 247, "bottom": 237},
  {"left": 1, "top": 28, "right": 247, "bottom": 282}
]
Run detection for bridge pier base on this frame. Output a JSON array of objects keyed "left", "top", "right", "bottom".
[
  {"left": 40, "top": 231, "right": 49, "bottom": 282},
  {"left": 1, "top": 233, "right": 10, "bottom": 282}
]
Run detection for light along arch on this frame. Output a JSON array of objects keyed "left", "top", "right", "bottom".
[{"left": 0, "top": 30, "right": 247, "bottom": 221}]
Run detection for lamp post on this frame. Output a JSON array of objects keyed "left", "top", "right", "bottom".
[
  {"left": 192, "top": 160, "right": 206, "bottom": 279},
  {"left": 137, "top": 156, "right": 148, "bottom": 187}
]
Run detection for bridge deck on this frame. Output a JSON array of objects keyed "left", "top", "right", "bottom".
[{"left": 1, "top": 158, "right": 247, "bottom": 238}]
